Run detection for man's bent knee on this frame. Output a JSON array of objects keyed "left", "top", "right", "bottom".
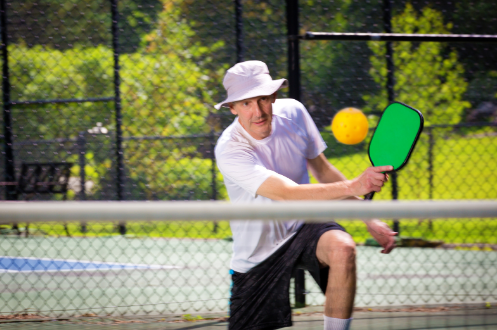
[{"left": 316, "top": 230, "right": 356, "bottom": 267}]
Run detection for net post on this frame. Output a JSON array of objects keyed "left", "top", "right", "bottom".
[
  {"left": 287, "top": 0, "right": 306, "bottom": 308},
  {"left": 1, "top": 0, "right": 16, "bottom": 201},
  {"left": 294, "top": 268, "right": 306, "bottom": 308}
]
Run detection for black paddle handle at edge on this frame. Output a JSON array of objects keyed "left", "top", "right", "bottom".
[{"left": 364, "top": 191, "right": 375, "bottom": 200}]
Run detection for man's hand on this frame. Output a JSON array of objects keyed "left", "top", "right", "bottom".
[
  {"left": 366, "top": 219, "right": 397, "bottom": 254},
  {"left": 349, "top": 166, "right": 393, "bottom": 196}
]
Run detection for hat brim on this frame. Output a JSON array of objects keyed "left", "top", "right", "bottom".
[{"left": 214, "top": 78, "right": 288, "bottom": 110}]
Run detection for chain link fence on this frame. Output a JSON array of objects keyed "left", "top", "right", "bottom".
[{"left": 1, "top": 0, "right": 497, "bottom": 320}]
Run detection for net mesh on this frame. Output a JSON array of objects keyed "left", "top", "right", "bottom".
[{"left": 1, "top": 200, "right": 496, "bottom": 328}]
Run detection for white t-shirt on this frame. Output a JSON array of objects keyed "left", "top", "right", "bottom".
[{"left": 215, "top": 98, "right": 327, "bottom": 273}]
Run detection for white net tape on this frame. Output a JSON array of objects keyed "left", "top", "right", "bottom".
[{"left": 1, "top": 200, "right": 496, "bottom": 223}]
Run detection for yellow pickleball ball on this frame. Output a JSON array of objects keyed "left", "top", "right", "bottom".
[{"left": 331, "top": 107, "right": 369, "bottom": 145}]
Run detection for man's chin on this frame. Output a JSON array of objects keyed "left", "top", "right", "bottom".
[
  {"left": 257, "top": 127, "right": 272, "bottom": 139},
  {"left": 248, "top": 120, "right": 272, "bottom": 139}
]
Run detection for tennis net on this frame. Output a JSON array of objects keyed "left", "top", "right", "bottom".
[{"left": 1, "top": 200, "right": 496, "bottom": 328}]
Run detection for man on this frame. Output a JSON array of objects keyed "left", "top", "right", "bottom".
[{"left": 214, "top": 61, "right": 396, "bottom": 330}]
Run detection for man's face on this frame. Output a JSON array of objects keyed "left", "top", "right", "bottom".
[{"left": 229, "top": 93, "right": 277, "bottom": 140}]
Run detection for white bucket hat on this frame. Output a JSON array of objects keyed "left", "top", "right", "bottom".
[{"left": 214, "top": 60, "right": 288, "bottom": 110}]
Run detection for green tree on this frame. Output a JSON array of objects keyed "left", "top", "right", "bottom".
[
  {"left": 125, "top": 0, "right": 224, "bottom": 137},
  {"left": 120, "top": 0, "right": 226, "bottom": 200},
  {"left": 9, "top": 0, "right": 161, "bottom": 53},
  {"left": 9, "top": 0, "right": 228, "bottom": 201},
  {"left": 10, "top": 45, "right": 115, "bottom": 140},
  {"left": 450, "top": 1, "right": 497, "bottom": 109},
  {"left": 364, "top": 3, "right": 471, "bottom": 126},
  {"left": 299, "top": 0, "right": 383, "bottom": 128}
]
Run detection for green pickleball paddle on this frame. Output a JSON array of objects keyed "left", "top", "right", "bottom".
[{"left": 365, "top": 102, "right": 424, "bottom": 200}]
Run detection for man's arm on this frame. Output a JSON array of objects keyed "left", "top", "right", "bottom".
[
  {"left": 256, "top": 154, "right": 391, "bottom": 201},
  {"left": 308, "top": 153, "right": 398, "bottom": 254},
  {"left": 307, "top": 153, "right": 396, "bottom": 254},
  {"left": 307, "top": 153, "right": 348, "bottom": 183},
  {"left": 255, "top": 172, "right": 353, "bottom": 201},
  {"left": 307, "top": 153, "right": 362, "bottom": 201}
]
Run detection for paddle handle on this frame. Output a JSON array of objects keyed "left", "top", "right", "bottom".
[{"left": 364, "top": 192, "right": 375, "bottom": 200}]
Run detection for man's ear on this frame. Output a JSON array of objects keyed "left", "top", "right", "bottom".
[
  {"left": 272, "top": 92, "right": 278, "bottom": 103},
  {"left": 229, "top": 103, "right": 237, "bottom": 115}
]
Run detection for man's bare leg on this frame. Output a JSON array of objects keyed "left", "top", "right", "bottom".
[{"left": 316, "top": 230, "right": 357, "bottom": 319}]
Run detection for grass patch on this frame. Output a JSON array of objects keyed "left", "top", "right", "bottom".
[
  {"left": 321, "top": 133, "right": 497, "bottom": 200},
  {"left": 13, "top": 217, "right": 497, "bottom": 246},
  {"left": 10, "top": 221, "right": 232, "bottom": 239},
  {"left": 338, "top": 218, "right": 497, "bottom": 245}
]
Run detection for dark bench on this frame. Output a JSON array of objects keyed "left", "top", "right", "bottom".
[{"left": 0, "top": 162, "right": 73, "bottom": 236}]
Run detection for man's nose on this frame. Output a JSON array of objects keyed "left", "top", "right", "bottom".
[{"left": 254, "top": 102, "right": 264, "bottom": 117}]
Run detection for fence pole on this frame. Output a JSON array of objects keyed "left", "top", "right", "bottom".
[
  {"left": 286, "top": 0, "right": 301, "bottom": 102},
  {"left": 286, "top": 0, "right": 306, "bottom": 308},
  {"left": 1, "top": 0, "right": 15, "bottom": 201},
  {"left": 210, "top": 130, "right": 218, "bottom": 233},
  {"left": 77, "top": 132, "right": 87, "bottom": 202},
  {"left": 234, "top": 0, "right": 244, "bottom": 63},
  {"left": 384, "top": 0, "right": 395, "bottom": 106},
  {"left": 383, "top": 0, "right": 400, "bottom": 233},
  {"left": 428, "top": 128, "right": 434, "bottom": 200},
  {"left": 77, "top": 132, "right": 87, "bottom": 233},
  {"left": 210, "top": 131, "right": 217, "bottom": 201},
  {"left": 111, "top": 0, "right": 126, "bottom": 235}
]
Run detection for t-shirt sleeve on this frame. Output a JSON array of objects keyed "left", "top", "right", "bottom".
[
  {"left": 216, "top": 147, "right": 276, "bottom": 198},
  {"left": 298, "top": 103, "right": 327, "bottom": 159}
]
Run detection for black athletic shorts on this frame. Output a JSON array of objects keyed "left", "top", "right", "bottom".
[{"left": 228, "top": 222, "right": 346, "bottom": 330}]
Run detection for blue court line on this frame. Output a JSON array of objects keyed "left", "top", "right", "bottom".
[{"left": 0, "top": 256, "right": 179, "bottom": 273}]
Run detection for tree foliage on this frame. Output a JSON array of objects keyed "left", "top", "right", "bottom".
[
  {"left": 299, "top": 0, "right": 383, "bottom": 127},
  {"left": 364, "top": 3, "right": 471, "bottom": 126},
  {"left": 9, "top": 0, "right": 496, "bottom": 128},
  {"left": 10, "top": 45, "right": 114, "bottom": 139},
  {"left": 119, "top": 0, "right": 226, "bottom": 200},
  {"left": 8, "top": 0, "right": 161, "bottom": 53},
  {"left": 9, "top": 0, "right": 227, "bottom": 200},
  {"left": 6, "top": 1, "right": 497, "bottom": 201}
]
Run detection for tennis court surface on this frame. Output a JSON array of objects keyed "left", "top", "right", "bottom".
[
  {"left": 1, "top": 306, "right": 497, "bottom": 329},
  {"left": 1, "top": 200, "right": 496, "bottom": 329}
]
